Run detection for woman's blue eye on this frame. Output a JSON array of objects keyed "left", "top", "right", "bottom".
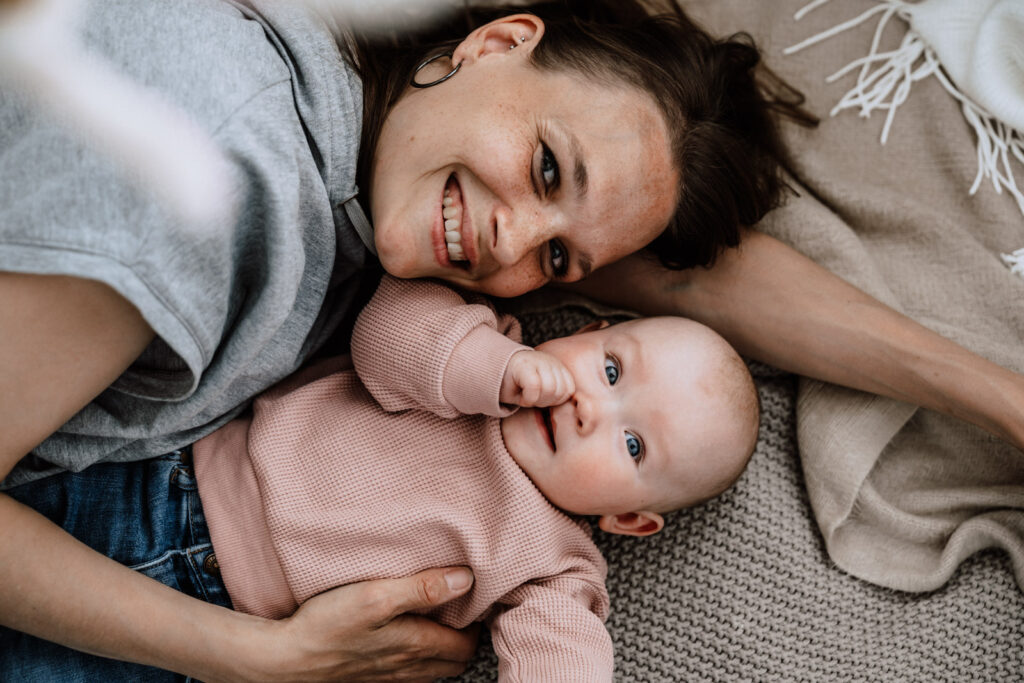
[
  {"left": 549, "top": 240, "right": 567, "bottom": 277},
  {"left": 604, "top": 356, "right": 620, "bottom": 385},
  {"left": 540, "top": 143, "right": 560, "bottom": 191},
  {"left": 626, "top": 433, "right": 643, "bottom": 460}
]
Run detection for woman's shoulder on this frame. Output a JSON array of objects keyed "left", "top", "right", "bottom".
[{"left": 82, "top": 0, "right": 297, "bottom": 130}]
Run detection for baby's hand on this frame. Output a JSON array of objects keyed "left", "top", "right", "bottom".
[{"left": 500, "top": 350, "right": 575, "bottom": 407}]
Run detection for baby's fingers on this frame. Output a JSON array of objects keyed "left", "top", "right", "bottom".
[
  {"left": 531, "top": 361, "right": 573, "bottom": 407},
  {"left": 549, "top": 364, "right": 575, "bottom": 405},
  {"left": 517, "top": 369, "right": 544, "bottom": 406}
]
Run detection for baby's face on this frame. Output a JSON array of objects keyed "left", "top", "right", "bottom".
[{"left": 501, "top": 317, "right": 752, "bottom": 517}]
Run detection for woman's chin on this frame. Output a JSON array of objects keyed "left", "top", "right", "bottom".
[{"left": 375, "top": 242, "right": 421, "bottom": 280}]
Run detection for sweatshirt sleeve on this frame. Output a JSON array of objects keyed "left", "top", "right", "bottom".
[
  {"left": 351, "top": 275, "right": 527, "bottom": 418},
  {"left": 487, "top": 574, "right": 614, "bottom": 682}
]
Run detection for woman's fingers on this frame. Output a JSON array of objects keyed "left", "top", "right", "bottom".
[
  {"left": 268, "top": 567, "right": 478, "bottom": 681},
  {"left": 376, "top": 614, "right": 482, "bottom": 668},
  {"left": 373, "top": 566, "right": 475, "bottom": 623}
]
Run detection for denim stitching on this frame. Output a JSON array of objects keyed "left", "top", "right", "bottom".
[
  {"left": 186, "top": 546, "right": 211, "bottom": 602},
  {"left": 185, "top": 474, "right": 197, "bottom": 547},
  {"left": 129, "top": 544, "right": 212, "bottom": 573}
]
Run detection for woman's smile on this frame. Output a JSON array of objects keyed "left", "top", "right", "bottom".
[{"left": 434, "top": 174, "right": 478, "bottom": 271}]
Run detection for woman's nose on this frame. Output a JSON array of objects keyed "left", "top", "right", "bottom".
[{"left": 493, "top": 206, "right": 546, "bottom": 268}]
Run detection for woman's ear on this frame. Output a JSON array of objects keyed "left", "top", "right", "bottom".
[
  {"left": 598, "top": 511, "right": 665, "bottom": 537},
  {"left": 452, "top": 14, "right": 545, "bottom": 66}
]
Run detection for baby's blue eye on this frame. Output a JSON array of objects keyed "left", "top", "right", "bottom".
[
  {"left": 626, "top": 433, "right": 643, "bottom": 460},
  {"left": 604, "top": 356, "right": 620, "bottom": 385}
]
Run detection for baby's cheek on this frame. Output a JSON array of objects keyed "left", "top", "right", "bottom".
[{"left": 558, "top": 453, "right": 624, "bottom": 510}]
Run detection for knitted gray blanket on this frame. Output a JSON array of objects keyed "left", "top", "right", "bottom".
[
  {"left": 454, "top": 308, "right": 1024, "bottom": 681},
  {"left": 695, "top": 0, "right": 1024, "bottom": 594}
]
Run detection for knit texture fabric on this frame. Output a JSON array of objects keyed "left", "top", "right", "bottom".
[
  {"left": 195, "top": 277, "right": 613, "bottom": 681},
  {"left": 677, "top": 0, "right": 1024, "bottom": 597},
  {"left": 453, "top": 305, "right": 1024, "bottom": 681}
]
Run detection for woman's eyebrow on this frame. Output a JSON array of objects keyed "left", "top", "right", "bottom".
[
  {"left": 551, "top": 122, "right": 589, "bottom": 199},
  {"left": 566, "top": 131, "right": 589, "bottom": 199},
  {"left": 578, "top": 252, "right": 593, "bottom": 279},
  {"left": 553, "top": 125, "right": 592, "bottom": 278}
]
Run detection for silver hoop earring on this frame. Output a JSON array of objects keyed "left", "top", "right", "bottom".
[{"left": 411, "top": 52, "right": 460, "bottom": 89}]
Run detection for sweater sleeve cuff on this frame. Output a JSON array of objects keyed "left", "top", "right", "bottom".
[{"left": 443, "top": 324, "right": 528, "bottom": 417}]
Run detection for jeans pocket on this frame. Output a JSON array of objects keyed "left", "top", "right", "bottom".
[{"left": 131, "top": 544, "right": 232, "bottom": 610}]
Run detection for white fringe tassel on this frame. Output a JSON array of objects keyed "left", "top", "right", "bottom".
[
  {"left": 1003, "top": 248, "right": 1024, "bottom": 277},
  {"left": 785, "top": 0, "right": 1024, "bottom": 279}
]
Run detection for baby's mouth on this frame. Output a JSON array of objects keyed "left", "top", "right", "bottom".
[
  {"left": 442, "top": 175, "right": 468, "bottom": 267},
  {"left": 539, "top": 407, "right": 555, "bottom": 451}
]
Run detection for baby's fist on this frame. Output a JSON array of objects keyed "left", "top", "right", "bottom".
[{"left": 500, "top": 350, "right": 575, "bottom": 407}]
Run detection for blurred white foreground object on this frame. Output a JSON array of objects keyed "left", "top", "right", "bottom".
[
  {"left": 306, "top": 0, "right": 456, "bottom": 35},
  {"left": 0, "top": 0, "right": 457, "bottom": 227},
  {"left": 785, "top": 0, "right": 1024, "bottom": 276},
  {"left": 0, "top": 0, "right": 235, "bottom": 227}
]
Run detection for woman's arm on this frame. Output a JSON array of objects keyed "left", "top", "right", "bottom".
[
  {"left": 568, "top": 232, "right": 1024, "bottom": 451},
  {"left": 0, "top": 272, "right": 477, "bottom": 681}
]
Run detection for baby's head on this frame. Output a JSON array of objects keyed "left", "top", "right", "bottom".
[{"left": 501, "top": 316, "right": 758, "bottom": 536}]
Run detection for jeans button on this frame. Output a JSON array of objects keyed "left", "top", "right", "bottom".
[{"left": 203, "top": 552, "right": 220, "bottom": 576}]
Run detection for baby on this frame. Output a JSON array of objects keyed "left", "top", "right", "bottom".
[{"left": 193, "top": 275, "right": 759, "bottom": 681}]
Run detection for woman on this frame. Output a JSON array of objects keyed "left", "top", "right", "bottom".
[{"left": 1, "top": 0, "right": 1021, "bottom": 680}]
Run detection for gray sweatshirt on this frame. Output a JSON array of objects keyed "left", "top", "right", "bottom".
[{"left": 0, "top": 0, "right": 374, "bottom": 487}]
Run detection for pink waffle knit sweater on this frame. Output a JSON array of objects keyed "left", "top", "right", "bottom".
[{"left": 193, "top": 276, "right": 612, "bottom": 681}]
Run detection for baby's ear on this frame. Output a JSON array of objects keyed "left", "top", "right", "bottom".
[
  {"left": 572, "top": 320, "right": 610, "bottom": 336},
  {"left": 598, "top": 511, "right": 664, "bottom": 537}
]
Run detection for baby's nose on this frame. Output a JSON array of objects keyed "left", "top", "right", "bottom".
[{"left": 572, "top": 392, "right": 598, "bottom": 435}]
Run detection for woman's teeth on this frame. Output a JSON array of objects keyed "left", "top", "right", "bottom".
[{"left": 443, "top": 192, "right": 467, "bottom": 263}]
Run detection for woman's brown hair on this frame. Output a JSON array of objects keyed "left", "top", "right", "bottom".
[{"left": 342, "top": 0, "right": 816, "bottom": 272}]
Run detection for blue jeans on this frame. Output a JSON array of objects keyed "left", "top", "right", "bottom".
[{"left": 0, "top": 450, "right": 232, "bottom": 682}]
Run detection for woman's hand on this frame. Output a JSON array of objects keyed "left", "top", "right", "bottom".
[
  {"left": 239, "top": 569, "right": 478, "bottom": 682},
  {"left": 0, "top": 273, "right": 479, "bottom": 680}
]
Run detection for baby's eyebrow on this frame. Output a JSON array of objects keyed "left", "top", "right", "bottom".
[{"left": 620, "top": 332, "right": 644, "bottom": 376}]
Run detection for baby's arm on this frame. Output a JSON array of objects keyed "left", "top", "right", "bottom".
[
  {"left": 487, "top": 574, "right": 613, "bottom": 682},
  {"left": 352, "top": 275, "right": 528, "bottom": 418}
]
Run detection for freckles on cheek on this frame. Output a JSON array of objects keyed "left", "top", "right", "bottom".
[
  {"left": 474, "top": 104, "right": 532, "bottom": 177},
  {"left": 479, "top": 269, "right": 546, "bottom": 298}
]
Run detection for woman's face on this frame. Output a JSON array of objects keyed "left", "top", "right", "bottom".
[{"left": 369, "top": 16, "right": 679, "bottom": 297}]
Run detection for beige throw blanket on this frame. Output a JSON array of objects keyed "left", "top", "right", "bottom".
[{"left": 682, "top": 0, "right": 1024, "bottom": 592}]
